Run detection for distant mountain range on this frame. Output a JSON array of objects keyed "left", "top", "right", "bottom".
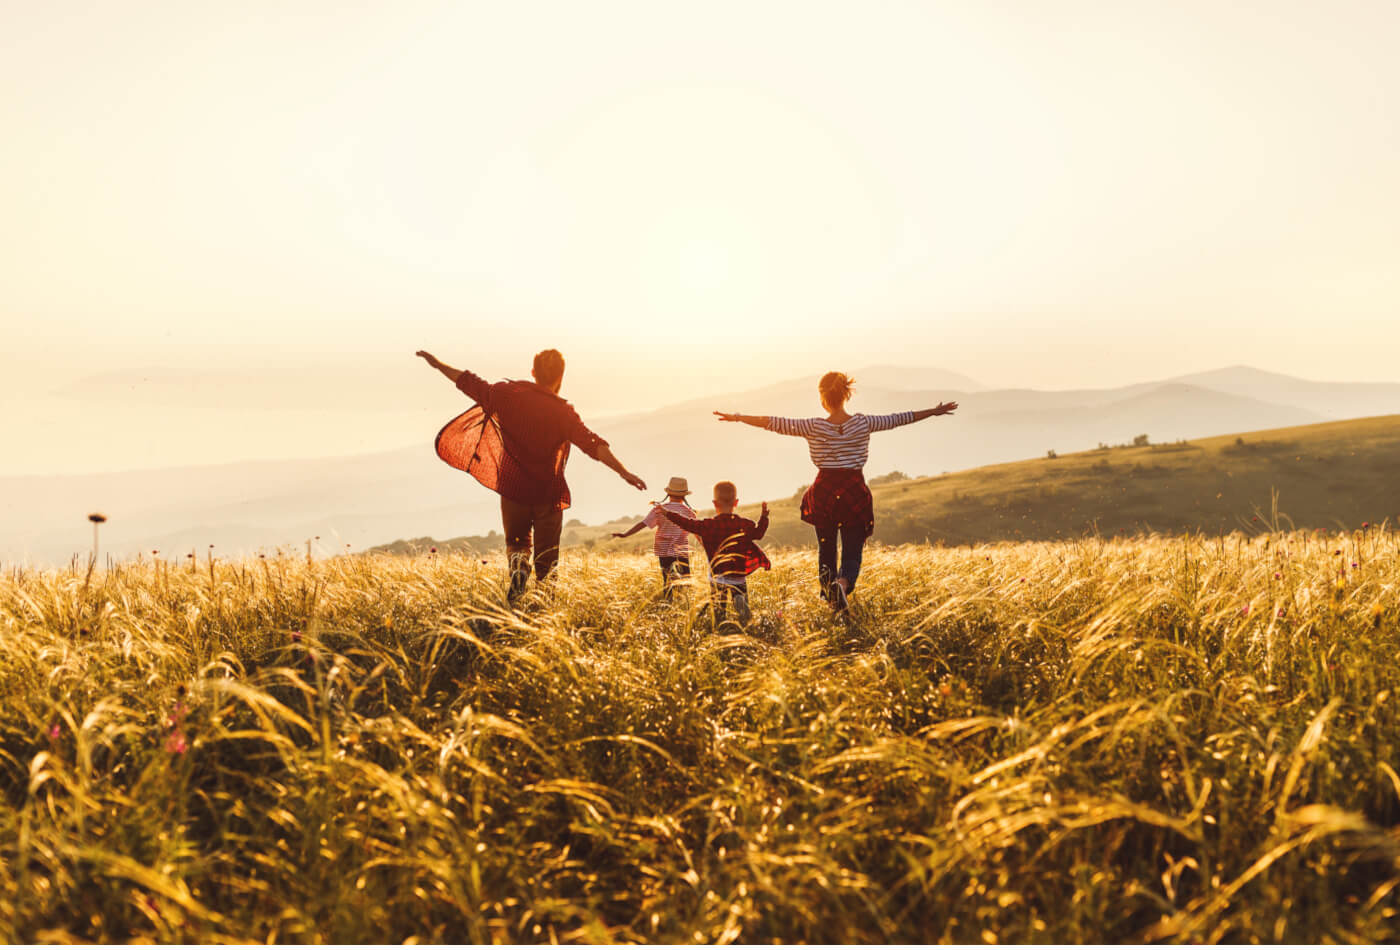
[{"left": 5, "top": 365, "right": 1398, "bottom": 566}]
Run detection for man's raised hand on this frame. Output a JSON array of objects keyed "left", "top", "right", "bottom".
[
  {"left": 934, "top": 401, "right": 959, "bottom": 416},
  {"left": 714, "top": 411, "right": 741, "bottom": 423}
]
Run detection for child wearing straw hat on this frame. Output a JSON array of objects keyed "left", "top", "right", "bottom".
[{"left": 612, "top": 476, "right": 698, "bottom": 599}]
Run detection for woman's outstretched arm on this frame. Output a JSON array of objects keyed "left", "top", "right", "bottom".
[
  {"left": 867, "top": 401, "right": 959, "bottom": 432},
  {"left": 713, "top": 411, "right": 769, "bottom": 428},
  {"left": 912, "top": 401, "right": 958, "bottom": 422},
  {"left": 715, "top": 412, "right": 816, "bottom": 437}
]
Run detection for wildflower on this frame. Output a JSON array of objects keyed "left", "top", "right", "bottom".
[
  {"left": 1241, "top": 605, "right": 1250, "bottom": 616},
  {"left": 939, "top": 682, "right": 953, "bottom": 697},
  {"left": 1362, "top": 521, "right": 1370, "bottom": 529},
  {"left": 166, "top": 703, "right": 187, "bottom": 728},
  {"left": 165, "top": 731, "right": 188, "bottom": 755},
  {"left": 1273, "top": 572, "right": 1281, "bottom": 579},
  {"left": 290, "top": 629, "right": 302, "bottom": 642},
  {"left": 1352, "top": 562, "right": 1359, "bottom": 568},
  {"left": 47, "top": 722, "right": 60, "bottom": 740},
  {"left": 1334, "top": 550, "right": 1342, "bottom": 555},
  {"left": 430, "top": 547, "right": 437, "bottom": 554}
]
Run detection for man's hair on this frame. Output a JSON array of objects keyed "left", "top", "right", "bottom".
[
  {"left": 713, "top": 480, "right": 737, "bottom": 502},
  {"left": 532, "top": 349, "right": 566, "bottom": 387},
  {"left": 820, "top": 371, "right": 854, "bottom": 407}
]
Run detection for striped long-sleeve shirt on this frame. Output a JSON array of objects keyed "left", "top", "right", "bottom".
[{"left": 765, "top": 412, "right": 917, "bottom": 470}]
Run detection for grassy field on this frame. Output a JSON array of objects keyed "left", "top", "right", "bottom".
[
  {"left": 377, "top": 413, "right": 1400, "bottom": 557},
  {"left": 3, "top": 529, "right": 1400, "bottom": 942}
]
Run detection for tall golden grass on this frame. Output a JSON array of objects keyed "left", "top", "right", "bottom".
[{"left": 2, "top": 529, "right": 1398, "bottom": 942}]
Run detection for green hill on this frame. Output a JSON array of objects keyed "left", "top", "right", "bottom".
[{"left": 373, "top": 414, "right": 1400, "bottom": 556}]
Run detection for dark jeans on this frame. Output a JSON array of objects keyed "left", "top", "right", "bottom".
[
  {"left": 658, "top": 555, "right": 690, "bottom": 598},
  {"left": 708, "top": 577, "right": 751, "bottom": 625},
  {"left": 814, "top": 517, "right": 866, "bottom": 601},
  {"left": 500, "top": 496, "right": 564, "bottom": 601}
]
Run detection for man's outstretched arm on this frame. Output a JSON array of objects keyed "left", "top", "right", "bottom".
[
  {"left": 418, "top": 350, "right": 493, "bottom": 404},
  {"left": 416, "top": 350, "right": 462, "bottom": 384},
  {"left": 597, "top": 445, "right": 647, "bottom": 492}
]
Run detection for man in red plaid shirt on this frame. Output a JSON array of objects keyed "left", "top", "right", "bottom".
[{"left": 417, "top": 348, "right": 646, "bottom": 601}]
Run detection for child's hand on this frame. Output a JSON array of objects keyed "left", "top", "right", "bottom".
[{"left": 761, "top": 501, "right": 769, "bottom": 516}]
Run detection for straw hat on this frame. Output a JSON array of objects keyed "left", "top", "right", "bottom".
[{"left": 663, "top": 476, "right": 692, "bottom": 496}]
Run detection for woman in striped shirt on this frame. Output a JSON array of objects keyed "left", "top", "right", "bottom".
[{"left": 715, "top": 372, "right": 957, "bottom": 611}]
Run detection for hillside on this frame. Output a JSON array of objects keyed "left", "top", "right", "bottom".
[
  {"left": 374, "top": 414, "right": 1400, "bottom": 556},
  {"left": 9, "top": 364, "right": 1398, "bottom": 567}
]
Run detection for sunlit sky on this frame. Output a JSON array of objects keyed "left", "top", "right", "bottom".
[{"left": 3, "top": 1, "right": 1398, "bottom": 474}]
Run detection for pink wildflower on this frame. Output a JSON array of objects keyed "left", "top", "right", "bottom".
[
  {"left": 165, "top": 730, "right": 188, "bottom": 755},
  {"left": 47, "top": 722, "right": 60, "bottom": 740}
]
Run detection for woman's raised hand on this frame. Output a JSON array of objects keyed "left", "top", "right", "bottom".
[
  {"left": 934, "top": 401, "right": 959, "bottom": 416},
  {"left": 713, "top": 411, "right": 742, "bottom": 423}
]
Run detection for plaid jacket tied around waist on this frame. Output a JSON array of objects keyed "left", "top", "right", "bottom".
[{"left": 800, "top": 468, "right": 874, "bottom": 540}]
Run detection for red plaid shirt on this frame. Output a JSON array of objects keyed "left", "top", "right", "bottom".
[
  {"left": 659, "top": 509, "right": 771, "bottom": 577},
  {"left": 434, "top": 371, "right": 608, "bottom": 509}
]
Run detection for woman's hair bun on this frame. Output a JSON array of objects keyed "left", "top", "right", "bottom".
[{"left": 819, "top": 371, "right": 854, "bottom": 406}]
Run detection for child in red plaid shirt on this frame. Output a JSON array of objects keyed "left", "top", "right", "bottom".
[{"left": 654, "top": 481, "right": 769, "bottom": 624}]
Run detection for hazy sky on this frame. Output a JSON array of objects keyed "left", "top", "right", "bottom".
[{"left": 3, "top": 1, "right": 1398, "bottom": 474}]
